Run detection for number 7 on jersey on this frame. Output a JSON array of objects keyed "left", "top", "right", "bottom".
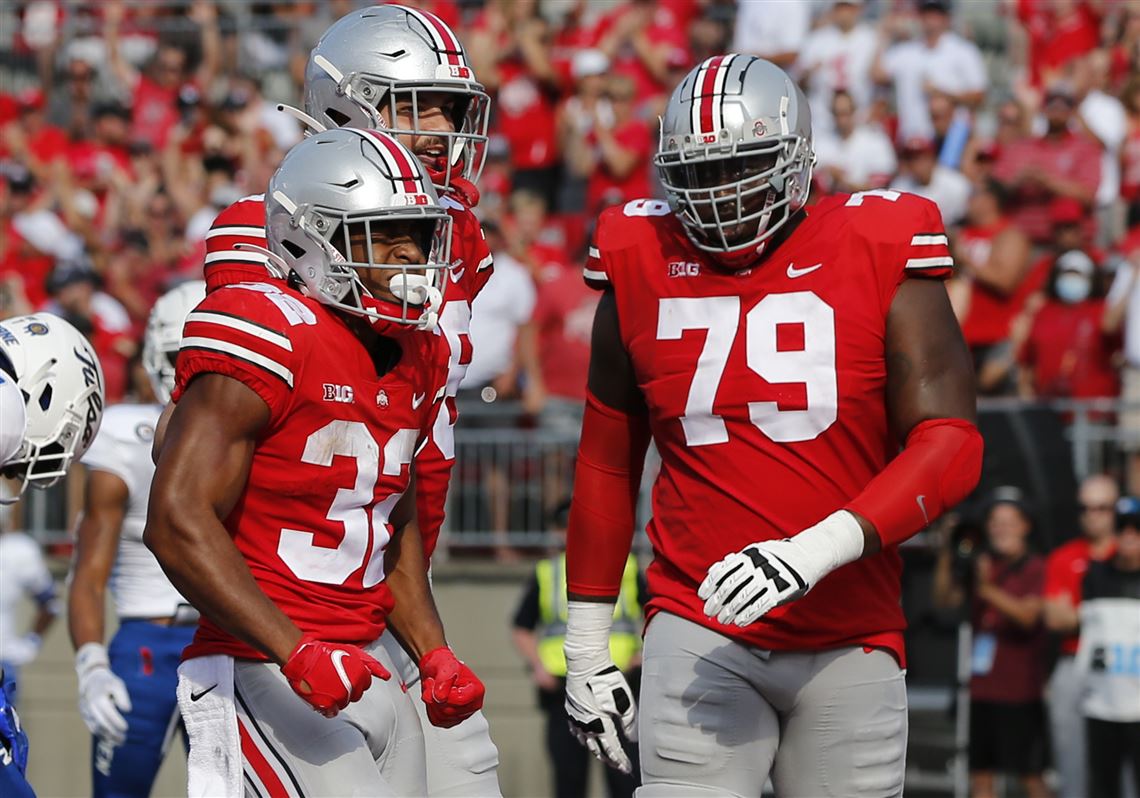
[{"left": 656, "top": 292, "right": 838, "bottom": 447}]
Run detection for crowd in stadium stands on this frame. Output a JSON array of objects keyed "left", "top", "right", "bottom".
[{"left": 1, "top": 0, "right": 1139, "bottom": 414}]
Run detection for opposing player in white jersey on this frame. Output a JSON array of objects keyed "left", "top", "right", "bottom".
[
  {"left": 67, "top": 281, "right": 205, "bottom": 798},
  {"left": 196, "top": 6, "right": 501, "bottom": 795},
  {"left": 0, "top": 312, "right": 106, "bottom": 798}
]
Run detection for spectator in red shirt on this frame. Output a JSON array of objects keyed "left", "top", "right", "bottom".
[
  {"left": 566, "top": 74, "right": 653, "bottom": 218},
  {"left": 992, "top": 80, "right": 1102, "bottom": 245},
  {"left": 1120, "top": 73, "right": 1140, "bottom": 226},
  {"left": 933, "top": 487, "right": 1050, "bottom": 798},
  {"left": 469, "top": 0, "right": 562, "bottom": 209},
  {"left": 102, "top": 0, "right": 219, "bottom": 151},
  {"left": 1042, "top": 473, "right": 1119, "bottom": 798},
  {"left": 1016, "top": 0, "right": 1101, "bottom": 88},
  {"left": 0, "top": 89, "right": 69, "bottom": 182},
  {"left": 1018, "top": 248, "right": 1119, "bottom": 400},
  {"left": 590, "top": 0, "right": 689, "bottom": 110},
  {"left": 953, "top": 179, "right": 1033, "bottom": 374},
  {"left": 556, "top": 49, "right": 612, "bottom": 214}
]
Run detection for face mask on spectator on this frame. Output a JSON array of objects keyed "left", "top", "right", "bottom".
[{"left": 1055, "top": 272, "right": 1092, "bottom": 304}]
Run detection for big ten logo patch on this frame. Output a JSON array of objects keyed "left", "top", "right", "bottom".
[
  {"left": 322, "top": 383, "right": 355, "bottom": 404},
  {"left": 668, "top": 261, "right": 701, "bottom": 278}
]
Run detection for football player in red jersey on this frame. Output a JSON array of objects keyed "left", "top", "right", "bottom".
[
  {"left": 562, "top": 55, "right": 984, "bottom": 795},
  {"left": 145, "top": 128, "right": 482, "bottom": 797},
  {"left": 186, "top": 7, "right": 502, "bottom": 794}
]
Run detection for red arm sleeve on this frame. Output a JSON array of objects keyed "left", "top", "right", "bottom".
[
  {"left": 414, "top": 399, "right": 454, "bottom": 562},
  {"left": 845, "top": 417, "right": 984, "bottom": 548},
  {"left": 565, "top": 391, "right": 652, "bottom": 598}
]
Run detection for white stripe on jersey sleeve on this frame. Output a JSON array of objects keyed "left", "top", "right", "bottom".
[
  {"left": 583, "top": 267, "right": 609, "bottom": 283},
  {"left": 186, "top": 312, "right": 293, "bottom": 352},
  {"left": 905, "top": 256, "right": 955, "bottom": 270},
  {"left": 180, "top": 336, "right": 294, "bottom": 387},
  {"left": 910, "top": 234, "right": 950, "bottom": 246}
]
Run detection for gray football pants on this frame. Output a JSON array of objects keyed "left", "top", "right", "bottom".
[
  {"left": 1048, "top": 656, "right": 1087, "bottom": 798},
  {"left": 378, "top": 632, "right": 502, "bottom": 797},
  {"left": 636, "top": 613, "right": 908, "bottom": 798},
  {"left": 233, "top": 638, "right": 426, "bottom": 797}
]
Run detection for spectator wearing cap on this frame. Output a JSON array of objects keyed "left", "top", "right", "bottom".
[
  {"left": 992, "top": 79, "right": 1102, "bottom": 245},
  {"left": 102, "top": 0, "right": 220, "bottom": 151},
  {"left": 1042, "top": 474, "right": 1120, "bottom": 798},
  {"left": 1018, "top": 248, "right": 1119, "bottom": 400},
  {"left": 797, "top": 0, "right": 878, "bottom": 138},
  {"left": 42, "top": 256, "right": 133, "bottom": 402},
  {"left": 1076, "top": 495, "right": 1140, "bottom": 798},
  {"left": 932, "top": 487, "right": 1050, "bottom": 798},
  {"left": 557, "top": 49, "right": 613, "bottom": 214},
  {"left": 813, "top": 89, "right": 897, "bottom": 195},
  {"left": 571, "top": 74, "right": 653, "bottom": 219},
  {"left": 731, "top": 0, "right": 812, "bottom": 69},
  {"left": 954, "top": 178, "right": 1033, "bottom": 380},
  {"left": 890, "top": 136, "right": 971, "bottom": 226},
  {"left": 874, "top": 0, "right": 988, "bottom": 143}
]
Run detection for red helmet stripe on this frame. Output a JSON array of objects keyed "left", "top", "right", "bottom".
[
  {"left": 369, "top": 130, "right": 423, "bottom": 193},
  {"left": 404, "top": 7, "right": 464, "bottom": 67},
  {"left": 697, "top": 55, "right": 726, "bottom": 135}
]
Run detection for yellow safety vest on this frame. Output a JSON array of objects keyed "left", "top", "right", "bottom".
[{"left": 535, "top": 553, "right": 641, "bottom": 677}]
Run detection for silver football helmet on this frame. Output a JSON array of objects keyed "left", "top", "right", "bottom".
[
  {"left": 143, "top": 280, "right": 205, "bottom": 404},
  {"left": 304, "top": 5, "right": 490, "bottom": 190},
  {"left": 0, "top": 313, "right": 104, "bottom": 501},
  {"left": 263, "top": 127, "right": 451, "bottom": 332},
  {"left": 655, "top": 55, "right": 815, "bottom": 262}
]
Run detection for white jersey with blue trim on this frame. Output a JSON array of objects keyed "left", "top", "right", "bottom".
[{"left": 81, "top": 403, "right": 187, "bottom": 619}]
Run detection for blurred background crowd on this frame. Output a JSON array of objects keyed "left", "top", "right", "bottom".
[{"left": 3, "top": 1, "right": 1140, "bottom": 795}]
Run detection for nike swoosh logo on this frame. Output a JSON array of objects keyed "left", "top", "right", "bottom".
[
  {"left": 786, "top": 262, "right": 823, "bottom": 279},
  {"left": 916, "top": 494, "right": 930, "bottom": 524},
  {"left": 330, "top": 650, "right": 353, "bottom": 692},
  {"left": 190, "top": 684, "right": 218, "bottom": 702},
  {"left": 451, "top": 268, "right": 465, "bottom": 283},
  {"left": 412, "top": 393, "right": 426, "bottom": 409}
]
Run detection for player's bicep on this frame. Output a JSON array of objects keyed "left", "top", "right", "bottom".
[
  {"left": 586, "top": 290, "right": 646, "bottom": 415},
  {"left": 72, "top": 469, "right": 130, "bottom": 584},
  {"left": 152, "top": 373, "right": 269, "bottom": 523},
  {"left": 885, "top": 279, "right": 976, "bottom": 442}
]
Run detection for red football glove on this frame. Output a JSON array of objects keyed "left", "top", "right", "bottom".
[
  {"left": 281, "top": 636, "right": 390, "bottom": 717},
  {"left": 418, "top": 646, "right": 486, "bottom": 728}
]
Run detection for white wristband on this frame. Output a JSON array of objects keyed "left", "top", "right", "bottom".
[
  {"left": 75, "top": 641, "right": 110, "bottom": 678},
  {"left": 794, "top": 510, "right": 866, "bottom": 575},
  {"left": 563, "top": 600, "right": 616, "bottom": 676}
]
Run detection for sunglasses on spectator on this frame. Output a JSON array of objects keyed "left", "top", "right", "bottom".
[
  {"left": 1080, "top": 503, "right": 1116, "bottom": 513},
  {"left": 1045, "top": 94, "right": 1076, "bottom": 108}
]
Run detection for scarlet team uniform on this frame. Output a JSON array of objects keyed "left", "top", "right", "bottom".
[
  {"left": 172, "top": 281, "right": 447, "bottom": 660},
  {"left": 586, "top": 190, "right": 954, "bottom": 664},
  {"left": 201, "top": 191, "right": 493, "bottom": 558}
]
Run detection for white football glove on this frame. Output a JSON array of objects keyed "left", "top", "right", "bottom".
[
  {"left": 699, "top": 510, "right": 866, "bottom": 627},
  {"left": 2, "top": 634, "right": 41, "bottom": 667},
  {"left": 563, "top": 601, "right": 638, "bottom": 774},
  {"left": 76, "top": 643, "right": 132, "bottom": 746}
]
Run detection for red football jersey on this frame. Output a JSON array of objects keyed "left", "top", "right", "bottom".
[
  {"left": 173, "top": 282, "right": 447, "bottom": 661},
  {"left": 200, "top": 193, "right": 494, "bottom": 559},
  {"left": 586, "top": 190, "right": 954, "bottom": 662}
]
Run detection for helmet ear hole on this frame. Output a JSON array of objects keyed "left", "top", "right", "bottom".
[
  {"left": 282, "top": 239, "right": 307, "bottom": 259},
  {"left": 37, "top": 383, "right": 52, "bottom": 412},
  {"left": 326, "top": 108, "right": 351, "bottom": 127}
]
